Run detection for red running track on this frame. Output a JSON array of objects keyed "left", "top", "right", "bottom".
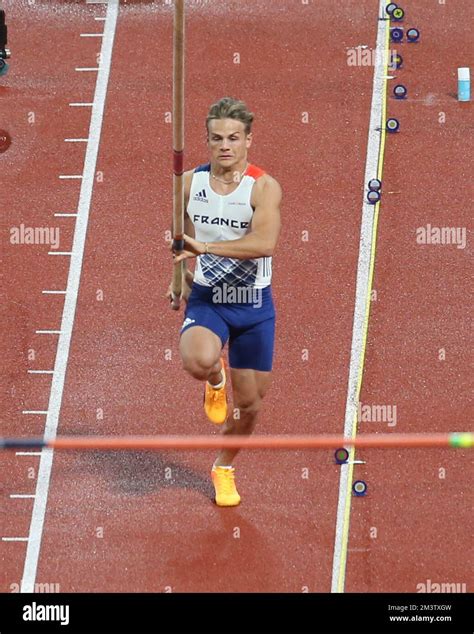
[
  {"left": 1, "top": 0, "right": 472, "bottom": 595},
  {"left": 344, "top": 0, "right": 473, "bottom": 593}
]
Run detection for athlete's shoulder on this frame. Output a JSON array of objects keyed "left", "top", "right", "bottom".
[
  {"left": 251, "top": 170, "right": 282, "bottom": 197},
  {"left": 193, "top": 162, "right": 210, "bottom": 173},
  {"left": 250, "top": 171, "right": 282, "bottom": 211},
  {"left": 184, "top": 163, "right": 209, "bottom": 182},
  {"left": 247, "top": 165, "right": 280, "bottom": 189},
  {"left": 184, "top": 168, "right": 198, "bottom": 204}
]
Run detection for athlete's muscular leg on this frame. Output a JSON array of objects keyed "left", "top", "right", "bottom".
[
  {"left": 180, "top": 326, "right": 223, "bottom": 385},
  {"left": 214, "top": 368, "right": 272, "bottom": 467}
]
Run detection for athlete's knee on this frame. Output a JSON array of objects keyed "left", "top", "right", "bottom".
[
  {"left": 182, "top": 353, "right": 218, "bottom": 381},
  {"left": 234, "top": 397, "right": 262, "bottom": 419},
  {"left": 228, "top": 404, "right": 259, "bottom": 435}
]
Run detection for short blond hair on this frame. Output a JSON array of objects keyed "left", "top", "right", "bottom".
[{"left": 206, "top": 97, "right": 254, "bottom": 135}]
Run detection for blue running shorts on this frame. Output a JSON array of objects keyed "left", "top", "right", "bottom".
[{"left": 180, "top": 283, "right": 276, "bottom": 371}]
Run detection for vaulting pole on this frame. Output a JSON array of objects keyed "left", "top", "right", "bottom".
[{"left": 170, "top": 0, "right": 185, "bottom": 309}]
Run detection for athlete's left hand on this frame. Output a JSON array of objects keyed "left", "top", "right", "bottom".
[{"left": 172, "top": 234, "right": 205, "bottom": 262}]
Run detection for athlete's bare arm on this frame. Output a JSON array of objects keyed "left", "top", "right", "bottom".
[{"left": 174, "top": 174, "right": 282, "bottom": 262}]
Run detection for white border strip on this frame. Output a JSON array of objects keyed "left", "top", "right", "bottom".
[
  {"left": 331, "top": 1, "right": 388, "bottom": 593},
  {"left": 20, "top": 0, "right": 119, "bottom": 593}
]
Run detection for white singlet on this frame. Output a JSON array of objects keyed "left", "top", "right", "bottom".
[{"left": 186, "top": 162, "right": 272, "bottom": 289}]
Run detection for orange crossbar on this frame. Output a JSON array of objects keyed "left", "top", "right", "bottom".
[{"left": 1, "top": 432, "right": 470, "bottom": 451}]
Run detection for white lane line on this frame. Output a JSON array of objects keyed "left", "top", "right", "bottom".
[
  {"left": 64, "top": 139, "right": 89, "bottom": 143},
  {"left": 22, "top": 411, "right": 48, "bottom": 415},
  {"left": 54, "top": 213, "right": 78, "bottom": 217},
  {"left": 75, "top": 67, "right": 100, "bottom": 72},
  {"left": 28, "top": 370, "right": 54, "bottom": 375},
  {"left": 48, "top": 252, "right": 72, "bottom": 256},
  {"left": 21, "top": 0, "right": 119, "bottom": 595},
  {"left": 80, "top": 33, "right": 104, "bottom": 37},
  {"left": 331, "top": 1, "right": 388, "bottom": 594},
  {"left": 35, "top": 330, "right": 62, "bottom": 334},
  {"left": 10, "top": 495, "right": 36, "bottom": 499},
  {"left": 95, "top": 17, "right": 106, "bottom": 21},
  {"left": 69, "top": 103, "right": 94, "bottom": 107},
  {"left": 16, "top": 452, "right": 42, "bottom": 457},
  {"left": 42, "top": 290, "right": 67, "bottom": 295},
  {"left": 2, "top": 537, "right": 29, "bottom": 542},
  {"left": 59, "top": 175, "right": 83, "bottom": 180}
]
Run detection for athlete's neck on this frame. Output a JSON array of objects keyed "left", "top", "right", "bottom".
[{"left": 210, "top": 159, "right": 248, "bottom": 180}]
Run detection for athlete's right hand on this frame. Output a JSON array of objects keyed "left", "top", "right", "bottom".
[
  {"left": 166, "top": 270, "right": 194, "bottom": 310},
  {"left": 166, "top": 283, "right": 181, "bottom": 310}
]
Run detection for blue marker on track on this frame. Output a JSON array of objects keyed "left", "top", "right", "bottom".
[{"left": 352, "top": 480, "right": 368, "bottom": 496}]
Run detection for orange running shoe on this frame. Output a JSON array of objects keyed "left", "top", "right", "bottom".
[
  {"left": 204, "top": 357, "right": 227, "bottom": 425},
  {"left": 211, "top": 466, "right": 241, "bottom": 507}
]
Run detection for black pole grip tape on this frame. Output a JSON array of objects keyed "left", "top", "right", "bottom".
[{"left": 172, "top": 238, "right": 185, "bottom": 252}]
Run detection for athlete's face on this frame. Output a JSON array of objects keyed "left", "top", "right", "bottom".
[{"left": 207, "top": 118, "right": 252, "bottom": 170}]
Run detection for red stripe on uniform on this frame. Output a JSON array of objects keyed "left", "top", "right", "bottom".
[{"left": 245, "top": 164, "right": 266, "bottom": 180}]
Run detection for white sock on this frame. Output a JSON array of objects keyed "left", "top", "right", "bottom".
[
  {"left": 214, "top": 464, "right": 233, "bottom": 470},
  {"left": 208, "top": 371, "right": 224, "bottom": 390}
]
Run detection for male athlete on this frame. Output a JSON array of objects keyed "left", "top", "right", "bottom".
[{"left": 168, "top": 97, "right": 282, "bottom": 507}]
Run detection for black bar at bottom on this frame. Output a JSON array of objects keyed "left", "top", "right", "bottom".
[{"left": 0, "top": 593, "right": 471, "bottom": 633}]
